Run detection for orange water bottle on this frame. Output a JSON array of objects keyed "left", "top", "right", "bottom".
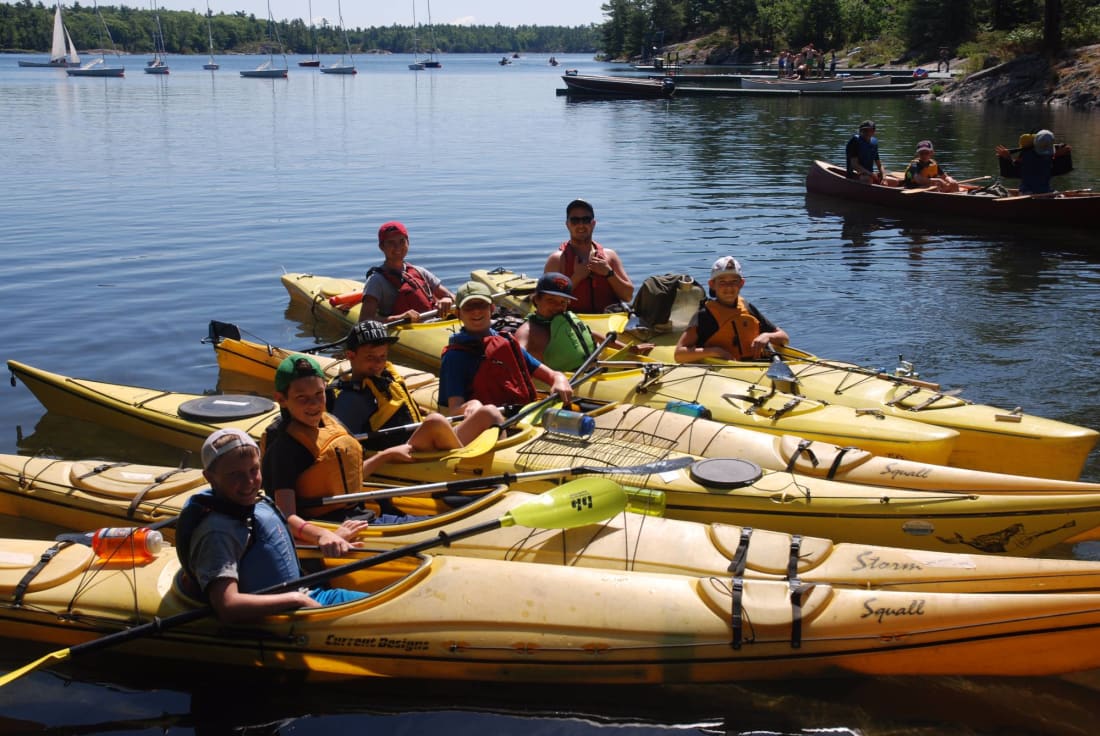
[{"left": 91, "top": 527, "right": 165, "bottom": 564}]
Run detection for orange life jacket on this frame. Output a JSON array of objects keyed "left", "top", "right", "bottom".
[
  {"left": 276, "top": 414, "right": 363, "bottom": 507},
  {"left": 694, "top": 298, "right": 760, "bottom": 359}
]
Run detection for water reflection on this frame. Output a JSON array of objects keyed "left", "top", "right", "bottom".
[{"left": 5, "top": 661, "right": 1100, "bottom": 735}]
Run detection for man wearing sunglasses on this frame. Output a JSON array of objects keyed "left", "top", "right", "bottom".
[{"left": 543, "top": 199, "right": 635, "bottom": 313}]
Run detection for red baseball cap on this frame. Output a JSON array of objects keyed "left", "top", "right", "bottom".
[{"left": 377, "top": 221, "right": 408, "bottom": 244}]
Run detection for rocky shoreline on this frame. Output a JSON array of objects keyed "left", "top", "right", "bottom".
[{"left": 938, "top": 44, "right": 1100, "bottom": 109}]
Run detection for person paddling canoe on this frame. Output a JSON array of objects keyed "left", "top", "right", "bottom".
[{"left": 360, "top": 221, "right": 455, "bottom": 323}]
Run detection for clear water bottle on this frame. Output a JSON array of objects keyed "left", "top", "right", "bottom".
[
  {"left": 91, "top": 527, "right": 165, "bottom": 564},
  {"left": 540, "top": 408, "right": 595, "bottom": 438},
  {"left": 665, "top": 400, "right": 712, "bottom": 420}
]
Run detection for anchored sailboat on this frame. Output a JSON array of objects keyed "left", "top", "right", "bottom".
[
  {"left": 19, "top": 1, "right": 80, "bottom": 68},
  {"left": 422, "top": 0, "right": 441, "bottom": 68},
  {"left": 203, "top": 0, "right": 219, "bottom": 69},
  {"left": 144, "top": 2, "right": 170, "bottom": 74},
  {"left": 320, "top": 0, "right": 356, "bottom": 75},
  {"left": 66, "top": 0, "right": 124, "bottom": 77},
  {"left": 408, "top": 0, "right": 424, "bottom": 70},
  {"left": 299, "top": 0, "right": 320, "bottom": 66},
  {"left": 241, "top": 0, "right": 289, "bottom": 78}
]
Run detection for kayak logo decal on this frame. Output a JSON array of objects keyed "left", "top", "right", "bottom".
[{"left": 935, "top": 520, "right": 1077, "bottom": 554}]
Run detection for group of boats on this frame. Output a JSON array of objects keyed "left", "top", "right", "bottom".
[
  {"left": 17, "top": 0, "right": 358, "bottom": 79},
  {"left": 806, "top": 160, "right": 1099, "bottom": 230},
  {"left": 4, "top": 264, "right": 1100, "bottom": 685},
  {"left": 560, "top": 70, "right": 923, "bottom": 99}
]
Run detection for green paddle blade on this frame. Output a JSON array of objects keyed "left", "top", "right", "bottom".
[{"left": 501, "top": 477, "right": 627, "bottom": 529}]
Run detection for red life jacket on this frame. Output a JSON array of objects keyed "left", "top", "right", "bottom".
[
  {"left": 558, "top": 241, "right": 617, "bottom": 313},
  {"left": 368, "top": 263, "right": 436, "bottom": 314},
  {"left": 443, "top": 333, "right": 538, "bottom": 406}
]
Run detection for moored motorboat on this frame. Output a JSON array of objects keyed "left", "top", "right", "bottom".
[
  {"left": 561, "top": 72, "right": 676, "bottom": 98},
  {"left": 10, "top": 453, "right": 1100, "bottom": 593},
  {"left": 7, "top": 538, "right": 1100, "bottom": 682},
  {"left": 9, "top": 359, "right": 1100, "bottom": 555},
  {"left": 805, "top": 159, "right": 1100, "bottom": 230}
]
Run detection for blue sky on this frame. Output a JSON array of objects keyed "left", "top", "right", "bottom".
[{"left": 151, "top": 1, "right": 606, "bottom": 29}]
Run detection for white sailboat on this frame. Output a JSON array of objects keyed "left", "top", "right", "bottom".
[
  {"left": 320, "top": 0, "right": 356, "bottom": 75},
  {"left": 408, "top": 0, "right": 424, "bottom": 70},
  {"left": 203, "top": 0, "right": 219, "bottom": 69},
  {"left": 144, "top": 3, "right": 170, "bottom": 74},
  {"left": 241, "top": 0, "right": 289, "bottom": 78},
  {"left": 422, "top": 0, "right": 441, "bottom": 68},
  {"left": 66, "top": 0, "right": 124, "bottom": 77},
  {"left": 19, "top": 1, "right": 80, "bottom": 68}
]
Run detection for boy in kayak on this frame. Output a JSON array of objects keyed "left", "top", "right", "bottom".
[
  {"left": 439, "top": 281, "right": 573, "bottom": 415},
  {"left": 904, "top": 140, "right": 960, "bottom": 192},
  {"left": 176, "top": 428, "right": 367, "bottom": 623},
  {"left": 361, "top": 221, "right": 455, "bottom": 322},
  {"left": 513, "top": 272, "right": 650, "bottom": 371},
  {"left": 331, "top": 319, "right": 503, "bottom": 451},
  {"left": 543, "top": 199, "right": 635, "bottom": 313},
  {"left": 262, "top": 354, "right": 420, "bottom": 524},
  {"left": 673, "top": 256, "right": 789, "bottom": 363}
]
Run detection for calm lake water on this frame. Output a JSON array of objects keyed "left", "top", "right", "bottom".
[{"left": 2, "top": 51, "right": 1100, "bottom": 734}]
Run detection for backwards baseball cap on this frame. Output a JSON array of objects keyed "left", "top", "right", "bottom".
[
  {"left": 347, "top": 320, "right": 398, "bottom": 349},
  {"left": 858, "top": 120, "right": 876, "bottom": 131},
  {"left": 535, "top": 272, "right": 576, "bottom": 301},
  {"left": 201, "top": 428, "right": 259, "bottom": 471},
  {"left": 455, "top": 281, "right": 494, "bottom": 308},
  {"left": 710, "top": 256, "right": 744, "bottom": 281},
  {"left": 275, "top": 354, "right": 325, "bottom": 393},
  {"left": 916, "top": 140, "right": 934, "bottom": 153},
  {"left": 1033, "top": 130, "right": 1054, "bottom": 156},
  {"left": 377, "top": 221, "right": 408, "bottom": 244}
]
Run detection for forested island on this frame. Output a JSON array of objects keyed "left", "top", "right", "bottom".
[{"left": 0, "top": 3, "right": 601, "bottom": 55}]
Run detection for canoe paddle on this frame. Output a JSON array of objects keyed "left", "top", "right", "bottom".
[
  {"left": 0, "top": 479, "right": 628, "bottom": 688},
  {"left": 899, "top": 175, "right": 991, "bottom": 194},
  {"left": 307, "top": 455, "right": 694, "bottom": 507}
]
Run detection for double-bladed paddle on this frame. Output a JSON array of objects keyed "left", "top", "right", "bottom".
[
  {"left": 306, "top": 455, "right": 694, "bottom": 507},
  {"left": 0, "top": 478, "right": 628, "bottom": 688}
]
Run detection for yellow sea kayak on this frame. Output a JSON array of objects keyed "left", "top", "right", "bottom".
[
  {"left": 211, "top": 329, "right": 1100, "bottom": 496},
  {"left": 470, "top": 268, "right": 1099, "bottom": 480},
  {"left": 9, "top": 358, "right": 1100, "bottom": 556},
  {"left": 7, "top": 538, "right": 1100, "bottom": 682},
  {"left": 8, "top": 453, "right": 1100, "bottom": 594},
  {"left": 280, "top": 273, "right": 962, "bottom": 465}
]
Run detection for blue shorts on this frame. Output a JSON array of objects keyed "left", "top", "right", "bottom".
[{"left": 308, "top": 587, "right": 369, "bottom": 606}]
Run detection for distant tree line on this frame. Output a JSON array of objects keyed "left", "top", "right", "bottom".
[
  {"left": 0, "top": 2, "right": 601, "bottom": 54},
  {"left": 600, "top": 0, "right": 1100, "bottom": 61}
]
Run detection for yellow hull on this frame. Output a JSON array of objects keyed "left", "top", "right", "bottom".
[
  {"left": 6, "top": 539, "right": 1100, "bottom": 681},
  {"left": 471, "top": 268, "right": 1099, "bottom": 480},
  {"left": 6, "top": 453, "right": 1100, "bottom": 594},
  {"left": 10, "top": 358, "right": 1100, "bottom": 556},
  {"left": 213, "top": 332, "right": 1100, "bottom": 496},
  {"left": 281, "top": 272, "right": 961, "bottom": 465}
]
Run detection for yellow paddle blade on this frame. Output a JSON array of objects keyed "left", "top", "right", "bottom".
[
  {"left": 501, "top": 477, "right": 627, "bottom": 530},
  {"left": 442, "top": 426, "right": 500, "bottom": 463},
  {"left": 0, "top": 648, "right": 72, "bottom": 688}
]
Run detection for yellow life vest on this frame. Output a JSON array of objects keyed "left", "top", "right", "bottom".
[{"left": 335, "top": 363, "right": 424, "bottom": 433}]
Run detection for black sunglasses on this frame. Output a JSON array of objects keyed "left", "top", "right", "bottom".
[{"left": 569, "top": 216, "right": 593, "bottom": 225}]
